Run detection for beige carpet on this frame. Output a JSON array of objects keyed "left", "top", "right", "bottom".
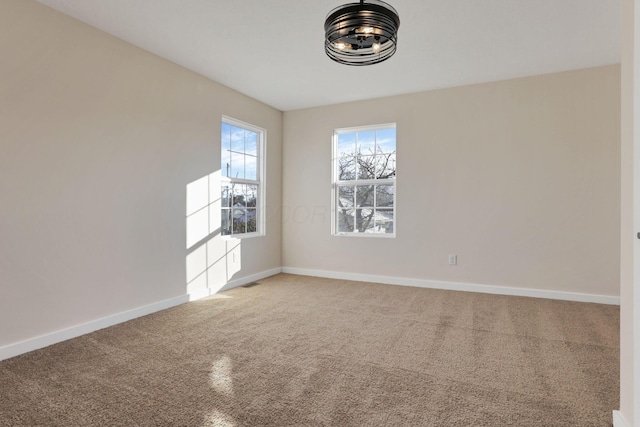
[{"left": 0, "top": 274, "right": 619, "bottom": 426}]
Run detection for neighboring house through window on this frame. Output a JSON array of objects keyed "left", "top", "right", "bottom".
[
  {"left": 221, "top": 117, "right": 265, "bottom": 237},
  {"left": 332, "top": 124, "right": 396, "bottom": 236}
]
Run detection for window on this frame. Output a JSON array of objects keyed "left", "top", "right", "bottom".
[
  {"left": 332, "top": 124, "right": 396, "bottom": 236},
  {"left": 221, "top": 117, "right": 265, "bottom": 237}
]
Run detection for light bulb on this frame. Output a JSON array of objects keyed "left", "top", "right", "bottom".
[
  {"left": 360, "top": 27, "right": 375, "bottom": 34},
  {"left": 335, "top": 42, "right": 348, "bottom": 50},
  {"left": 372, "top": 42, "right": 381, "bottom": 52}
]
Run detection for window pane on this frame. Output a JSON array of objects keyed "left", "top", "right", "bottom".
[
  {"left": 357, "top": 156, "right": 375, "bottom": 179},
  {"left": 246, "top": 208, "right": 257, "bottom": 233},
  {"left": 246, "top": 184, "right": 258, "bottom": 207},
  {"left": 338, "top": 186, "right": 354, "bottom": 208},
  {"left": 375, "top": 209, "right": 394, "bottom": 234},
  {"left": 231, "top": 126, "right": 244, "bottom": 152},
  {"left": 245, "top": 155, "right": 257, "bottom": 180},
  {"left": 376, "top": 152, "right": 396, "bottom": 179},
  {"left": 337, "top": 209, "right": 354, "bottom": 232},
  {"left": 232, "top": 184, "right": 246, "bottom": 207},
  {"left": 245, "top": 131, "right": 258, "bottom": 156},
  {"left": 231, "top": 184, "right": 247, "bottom": 234},
  {"left": 338, "top": 133, "right": 356, "bottom": 156},
  {"left": 222, "top": 148, "right": 231, "bottom": 177},
  {"left": 221, "top": 209, "right": 231, "bottom": 236},
  {"left": 230, "top": 152, "right": 244, "bottom": 179},
  {"left": 376, "top": 128, "right": 396, "bottom": 154},
  {"left": 357, "top": 131, "right": 375, "bottom": 155},
  {"left": 338, "top": 155, "right": 356, "bottom": 180},
  {"left": 221, "top": 186, "right": 231, "bottom": 208},
  {"left": 355, "top": 208, "right": 375, "bottom": 232},
  {"left": 376, "top": 185, "right": 394, "bottom": 208},
  {"left": 356, "top": 185, "right": 374, "bottom": 207},
  {"left": 232, "top": 213, "right": 246, "bottom": 234},
  {"left": 222, "top": 123, "right": 231, "bottom": 151}
]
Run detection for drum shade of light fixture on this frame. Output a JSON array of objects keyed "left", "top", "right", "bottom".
[{"left": 324, "top": 0, "right": 400, "bottom": 66}]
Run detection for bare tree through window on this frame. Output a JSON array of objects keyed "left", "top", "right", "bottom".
[{"left": 334, "top": 126, "right": 396, "bottom": 235}]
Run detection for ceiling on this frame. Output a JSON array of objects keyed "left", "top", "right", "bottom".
[{"left": 36, "top": 0, "right": 620, "bottom": 112}]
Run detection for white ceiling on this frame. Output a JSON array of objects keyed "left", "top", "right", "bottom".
[{"left": 36, "top": 0, "right": 620, "bottom": 112}]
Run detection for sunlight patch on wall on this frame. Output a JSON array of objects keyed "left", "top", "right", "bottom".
[
  {"left": 187, "top": 174, "right": 218, "bottom": 249},
  {"left": 186, "top": 172, "right": 243, "bottom": 297}
]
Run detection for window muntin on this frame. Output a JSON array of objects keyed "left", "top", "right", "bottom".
[
  {"left": 221, "top": 118, "right": 264, "bottom": 237},
  {"left": 333, "top": 124, "right": 396, "bottom": 236}
]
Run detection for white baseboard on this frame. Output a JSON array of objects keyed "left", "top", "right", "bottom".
[
  {"left": 281, "top": 267, "right": 620, "bottom": 305},
  {"left": 0, "top": 294, "right": 188, "bottom": 362},
  {"left": 0, "top": 268, "right": 283, "bottom": 362},
  {"left": 188, "top": 267, "right": 283, "bottom": 301},
  {"left": 612, "top": 410, "right": 629, "bottom": 427}
]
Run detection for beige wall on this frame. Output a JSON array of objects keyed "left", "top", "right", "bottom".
[
  {"left": 283, "top": 65, "right": 620, "bottom": 297},
  {"left": 0, "top": 0, "right": 282, "bottom": 348}
]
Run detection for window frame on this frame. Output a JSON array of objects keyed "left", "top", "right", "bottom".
[
  {"left": 221, "top": 116, "right": 266, "bottom": 239},
  {"left": 331, "top": 123, "right": 397, "bottom": 238}
]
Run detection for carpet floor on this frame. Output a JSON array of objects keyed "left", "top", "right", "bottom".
[{"left": 0, "top": 274, "right": 619, "bottom": 426}]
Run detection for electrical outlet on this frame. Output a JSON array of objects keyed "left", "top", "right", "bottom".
[{"left": 448, "top": 254, "right": 457, "bottom": 265}]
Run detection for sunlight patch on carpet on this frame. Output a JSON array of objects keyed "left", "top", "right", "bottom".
[
  {"left": 204, "top": 409, "right": 236, "bottom": 427},
  {"left": 209, "top": 356, "right": 234, "bottom": 397}
]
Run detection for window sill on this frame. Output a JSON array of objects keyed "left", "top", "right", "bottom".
[
  {"left": 333, "top": 232, "right": 396, "bottom": 238},
  {"left": 222, "top": 232, "right": 265, "bottom": 240}
]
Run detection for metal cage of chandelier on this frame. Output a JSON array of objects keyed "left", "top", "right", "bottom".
[{"left": 324, "top": 0, "right": 400, "bottom": 66}]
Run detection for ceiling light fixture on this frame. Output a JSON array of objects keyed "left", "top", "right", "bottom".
[{"left": 324, "top": 0, "right": 400, "bottom": 66}]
